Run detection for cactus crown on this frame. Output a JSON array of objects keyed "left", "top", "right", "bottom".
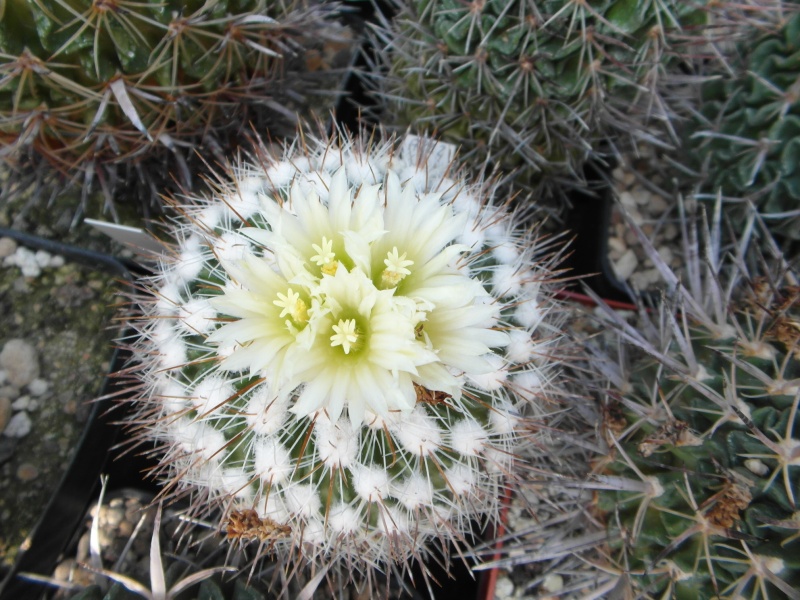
[{"left": 124, "top": 130, "right": 565, "bottom": 592}]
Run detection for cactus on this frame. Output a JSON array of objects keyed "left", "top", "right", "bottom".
[
  {"left": 591, "top": 209, "right": 800, "bottom": 598},
  {"left": 367, "top": 0, "right": 710, "bottom": 195},
  {"left": 123, "top": 130, "right": 565, "bottom": 592},
  {"left": 0, "top": 0, "right": 350, "bottom": 210},
  {"left": 689, "top": 9, "right": 800, "bottom": 239}
]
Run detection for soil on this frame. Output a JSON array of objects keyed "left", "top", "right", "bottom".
[{"left": 0, "top": 242, "right": 122, "bottom": 572}]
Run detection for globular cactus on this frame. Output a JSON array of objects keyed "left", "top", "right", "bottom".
[
  {"left": 592, "top": 210, "right": 800, "bottom": 598},
  {"left": 689, "top": 9, "right": 800, "bottom": 239},
  {"left": 123, "top": 129, "right": 566, "bottom": 593},
  {"left": 0, "top": 0, "right": 350, "bottom": 207},
  {"left": 367, "top": 0, "right": 709, "bottom": 196}
]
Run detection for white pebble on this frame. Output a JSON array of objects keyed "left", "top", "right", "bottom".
[
  {"left": 12, "top": 396, "right": 30, "bottom": 411},
  {"left": 657, "top": 246, "right": 674, "bottom": 266},
  {"left": 618, "top": 191, "right": 637, "bottom": 209},
  {"left": 650, "top": 194, "right": 668, "bottom": 212},
  {"left": 28, "top": 379, "right": 49, "bottom": 397},
  {"left": 0, "top": 339, "right": 40, "bottom": 388},
  {"left": 4, "top": 411, "right": 32, "bottom": 438},
  {"left": 493, "top": 576, "right": 515, "bottom": 599},
  {"left": 0, "top": 237, "right": 17, "bottom": 259},
  {"left": 634, "top": 189, "right": 652, "bottom": 206},
  {"left": 745, "top": 458, "right": 769, "bottom": 476},
  {"left": 34, "top": 250, "right": 52, "bottom": 268},
  {"left": 542, "top": 573, "right": 564, "bottom": 593},
  {"left": 607, "top": 236, "right": 626, "bottom": 260},
  {"left": 612, "top": 249, "right": 638, "bottom": 281}
]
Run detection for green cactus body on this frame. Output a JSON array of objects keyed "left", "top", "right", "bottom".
[
  {"left": 374, "top": 0, "right": 707, "bottom": 191},
  {"left": 0, "top": 0, "right": 345, "bottom": 176},
  {"left": 598, "top": 281, "right": 800, "bottom": 598},
  {"left": 692, "top": 11, "right": 800, "bottom": 238}
]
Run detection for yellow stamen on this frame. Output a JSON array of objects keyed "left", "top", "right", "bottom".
[
  {"left": 274, "top": 289, "right": 308, "bottom": 323},
  {"left": 380, "top": 247, "right": 413, "bottom": 288},
  {"left": 321, "top": 260, "right": 339, "bottom": 276},
  {"left": 330, "top": 318, "right": 359, "bottom": 354},
  {"left": 311, "top": 237, "right": 338, "bottom": 275}
]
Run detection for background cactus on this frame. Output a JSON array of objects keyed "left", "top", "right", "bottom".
[
  {"left": 366, "top": 0, "right": 711, "bottom": 200},
  {"left": 688, "top": 9, "right": 800, "bottom": 240},
  {"left": 590, "top": 209, "right": 800, "bottom": 598},
  {"left": 0, "top": 0, "right": 351, "bottom": 218},
  {"left": 124, "top": 130, "right": 566, "bottom": 593}
]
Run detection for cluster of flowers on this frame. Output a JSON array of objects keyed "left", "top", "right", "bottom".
[{"left": 128, "top": 132, "right": 563, "bottom": 581}]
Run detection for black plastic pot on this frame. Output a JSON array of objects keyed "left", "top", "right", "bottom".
[{"left": 562, "top": 162, "right": 638, "bottom": 305}]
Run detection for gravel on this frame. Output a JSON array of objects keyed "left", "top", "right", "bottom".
[{"left": 607, "top": 150, "right": 683, "bottom": 292}]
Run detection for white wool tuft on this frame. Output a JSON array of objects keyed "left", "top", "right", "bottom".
[
  {"left": 351, "top": 465, "right": 390, "bottom": 502},
  {"left": 391, "top": 408, "right": 442, "bottom": 456},
  {"left": 245, "top": 388, "right": 289, "bottom": 436},
  {"left": 192, "top": 377, "right": 235, "bottom": 415},
  {"left": 449, "top": 419, "right": 488, "bottom": 456},
  {"left": 179, "top": 298, "right": 217, "bottom": 334},
  {"left": 315, "top": 417, "right": 359, "bottom": 468},
  {"left": 492, "top": 264, "right": 523, "bottom": 297},
  {"left": 328, "top": 504, "right": 360, "bottom": 534},
  {"left": 253, "top": 437, "right": 293, "bottom": 485},
  {"left": 284, "top": 483, "right": 322, "bottom": 519},
  {"left": 506, "top": 329, "right": 536, "bottom": 364},
  {"left": 393, "top": 474, "right": 434, "bottom": 509}
]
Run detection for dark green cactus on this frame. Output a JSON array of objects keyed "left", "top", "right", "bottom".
[
  {"left": 690, "top": 10, "right": 800, "bottom": 239},
  {"left": 594, "top": 221, "right": 800, "bottom": 598},
  {"left": 369, "top": 0, "right": 709, "bottom": 194}
]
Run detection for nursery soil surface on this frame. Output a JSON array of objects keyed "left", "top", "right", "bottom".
[{"left": 0, "top": 243, "right": 121, "bottom": 571}]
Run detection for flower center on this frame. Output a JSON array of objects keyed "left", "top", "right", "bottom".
[
  {"left": 380, "top": 247, "right": 414, "bottom": 288},
  {"left": 330, "top": 318, "right": 359, "bottom": 354},
  {"left": 311, "top": 236, "right": 339, "bottom": 276},
  {"left": 274, "top": 288, "right": 309, "bottom": 324}
]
